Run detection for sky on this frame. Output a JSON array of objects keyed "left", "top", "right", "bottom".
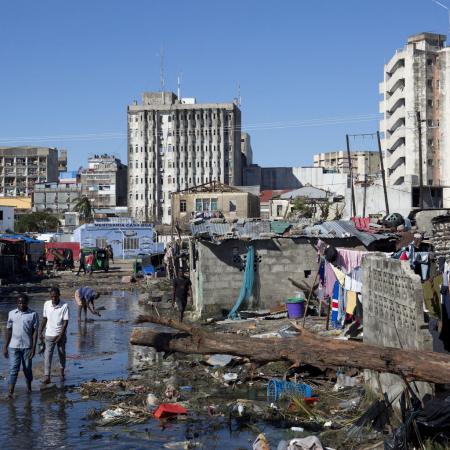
[{"left": 0, "top": 0, "right": 448, "bottom": 170}]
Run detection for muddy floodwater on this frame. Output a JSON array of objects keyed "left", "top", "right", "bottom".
[{"left": 0, "top": 291, "right": 286, "bottom": 449}]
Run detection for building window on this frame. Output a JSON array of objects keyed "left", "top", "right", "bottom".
[
  {"left": 428, "top": 180, "right": 433, "bottom": 186},
  {"left": 427, "top": 79, "right": 433, "bottom": 88},
  {"left": 124, "top": 237, "right": 139, "bottom": 250},
  {"left": 195, "top": 198, "right": 202, "bottom": 212},
  {"left": 0, "top": 211, "right": 4, "bottom": 220},
  {"left": 277, "top": 205, "right": 283, "bottom": 216},
  {"left": 229, "top": 200, "right": 237, "bottom": 212},
  {"left": 180, "top": 199, "right": 187, "bottom": 212},
  {"left": 427, "top": 99, "right": 433, "bottom": 107},
  {"left": 211, "top": 198, "right": 217, "bottom": 211},
  {"left": 427, "top": 159, "right": 433, "bottom": 166},
  {"left": 135, "top": 194, "right": 138, "bottom": 200},
  {"left": 427, "top": 58, "right": 433, "bottom": 66}
]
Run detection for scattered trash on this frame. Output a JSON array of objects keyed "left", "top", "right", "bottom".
[
  {"left": 267, "top": 379, "right": 313, "bottom": 402},
  {"left": 179, "top": 385, "right": 192, "bottom": 392},
  {"left": 287, "top": 436, "right": 326, "bottom": 450},
  {"left": 332, "top": 373, "right": 359, "bottom": 391},
  {"left": 101, "top": 408, "right": 125, "bottom": 420},
  {"left": 223, "top": 372, "right": 238, "bottom": 382},
  {"left": 154, "top": 403, "right": 188, "bottom": 419},
  {"left": 146, "top": 393, "right": 158, "bottom": 407},
  {"left": 206, "top": 354, "right": 234, "bottom": 367},
  {"left": 290, "top": 426, "right": 304, "bottom": 432},
  {"left": 253, "top": 433, "right": 270, "bottom": 450}
]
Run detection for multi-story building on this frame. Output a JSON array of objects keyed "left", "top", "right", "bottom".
[
  {"left": 80, "top": 154, "right": 127, "bottom": 209},
  {"left": 0, "top": 146, "right": 59, "bottom": 197},
  {"left": 33, "top": 181, "right": 81, "bottom": 213},
  {"left": 127, "top": 92, "right": 242, "bottom": 224},
  {"left": 313, "top": 150, "right": 381, "bottom": 180},
  {"left": 58, "top": 149, "right": 68, "bottom": 174},
  {"left": 241, "top": 132, "right": 253, "bottom": 167},
  {"left": 379, "top": 32, "right": 449, "bottom": 207}
]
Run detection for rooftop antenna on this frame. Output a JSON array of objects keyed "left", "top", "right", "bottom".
[
  {"left": 159, "top": 47, "right": 165, "bottom": 102},
  {"left": 431, "top": 0, "right": 450, "bottom": 33},
  {"left": 177, "top": 71, "right": 182, "bottom": 100},
  {"left": 238, "top": 83, "right": 242, "bottom": 107}
]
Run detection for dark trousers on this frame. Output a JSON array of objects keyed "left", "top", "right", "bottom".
[
  {"left": 175, "top": 296, "right": 187, "bottom": 322},
  {"left": 77, "top": 262, "right": 86, "bottom": 274}
]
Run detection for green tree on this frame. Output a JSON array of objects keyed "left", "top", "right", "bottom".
[
  {"left": 73, "top": 196, "right": 94, "bottom": 223},
  {"left": 290, "top": 198, "right": 314, "bottom": 218},
  {"left": 15, "top": 212, "right": 60, "bottom": 233}
]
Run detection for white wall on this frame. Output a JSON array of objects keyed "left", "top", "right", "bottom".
[{"left": 0, "top": 206, "right": 14, "bottom": 232}]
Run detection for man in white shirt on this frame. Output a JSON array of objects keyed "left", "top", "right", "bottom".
[{"left": 39, "top": 286, "right": 69, "bottom": 384}]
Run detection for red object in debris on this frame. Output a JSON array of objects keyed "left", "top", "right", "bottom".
[
  {"left": 304, "top": 397, "right": 320, "bottom": 405},
  {"left": 154, "top": 403, "right": 188, "bottom": 419}
]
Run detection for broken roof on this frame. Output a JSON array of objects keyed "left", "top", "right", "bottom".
[{"left": 190, "top": 218, "right": 396, "bottom": 248}]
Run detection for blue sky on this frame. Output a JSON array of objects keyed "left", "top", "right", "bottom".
[{"left": 0, "top": 0, "right": 448, "bottom": 170}]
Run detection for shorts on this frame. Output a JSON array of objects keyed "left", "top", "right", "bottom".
[{"left": 75, "top": 290, "right": 86, "bottom": 307}]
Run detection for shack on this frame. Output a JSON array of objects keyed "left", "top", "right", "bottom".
[
  {"left": 73, "top": 217, "right": 164, "bottom": 259},
  {"left": 189, "top": 219, "right": 397, "bottom": 318}
]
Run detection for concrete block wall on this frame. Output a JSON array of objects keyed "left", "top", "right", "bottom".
[
  {"left": 361, "top": 253, "right": 433, "bottom": 400},
  {"left": 432, "top": 215, "right": 450, "bottom": 261},
  {"left": 192, "top": 238, "right": 318, "bottom": 318}
]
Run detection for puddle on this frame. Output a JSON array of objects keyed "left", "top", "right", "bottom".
[{"left": 0, "top": 291, "right": 289, "bottom": 449}]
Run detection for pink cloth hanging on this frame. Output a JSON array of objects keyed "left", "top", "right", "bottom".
[
  {"left": 336, "top": 248, "right": 368, "bottom": 273},
  {"left": 324, "top": 261, "right": 337, "bottom": 298}
]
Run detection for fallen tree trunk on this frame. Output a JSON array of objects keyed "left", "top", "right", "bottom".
[{"left": 130, "top": 314, "right": 450, "bottom": 384}]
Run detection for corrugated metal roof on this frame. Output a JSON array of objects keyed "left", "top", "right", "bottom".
[
  {"left": 303, "top": 220, "right": 393, "bottom": 247},
  {"left": 280, "top": 186, "right": 329, "bottom": 200},
  {"left": 191, "top": 219, "right": 395, "bottom": 247}
]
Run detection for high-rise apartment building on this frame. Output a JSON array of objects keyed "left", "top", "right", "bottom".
[
  {"left": 0, "top": 146, "right": 59, "bottom": 196},
  {"left": 379, "top": 32, "right": 449, "bottom": 207},
  {"left": 127, "top": 92, "right": 242, "bottom": 224},
  {"left": 80, "top": 154, "right": 128, "bottom": 208}
]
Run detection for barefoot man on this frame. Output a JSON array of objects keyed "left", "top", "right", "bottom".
[
  {"left": 40, "top": 287, "right": 69, "bottom": 384},
  {"left": 3, "top": 293, "right": 39, "bottom": 398}
]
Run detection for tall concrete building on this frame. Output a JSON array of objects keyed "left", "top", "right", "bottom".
[
  {"left": 0, "top": 146, "right": 59, "bottom": 197},
  {"left": 379, "top": 32, "right": 449, "bottom": 207},
  {"left": 127, "top": 92, "right": 242, "bottom": 224},
  {"left": 80, "top": 154, "right": 127, "bottom": 209},
  {"left": 313, "top": 150, "right": 381, "bottom": 179},
  {"left": 240, "top": 132, "right": 253, "bottom": 166}
]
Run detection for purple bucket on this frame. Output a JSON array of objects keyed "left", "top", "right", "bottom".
[{"left": 286, "top": 299, "right": 305, "bottom": 319}]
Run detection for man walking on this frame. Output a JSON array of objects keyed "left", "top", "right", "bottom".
[
  {"left": 3, "top": 294, "right": 39, "bottom": 398},
  {"left": 39, "top": 287, "right": 69, "bottom": 384},
  {"left": 76, "top": 250, "right": 86, "bottom": 276},
  {"left": 172, "top": 269, "right": 192, "bottom": 322},
  {"left": 75, "top": 286, "right": 101, "bottom": 321}
]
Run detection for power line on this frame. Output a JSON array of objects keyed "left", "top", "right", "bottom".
[{"left": 0, "top": 113, "right": 380, "bottom": 144}]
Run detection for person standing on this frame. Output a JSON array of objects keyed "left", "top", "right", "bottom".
[
  {"left": 77, "top": 250, "right": 86, "bottom": 276},
  {"left": 74, "top": 286, "right": 101, "bottom": 321},
  {"left": 3, "top": 294, "right": 39, "bottom": 398},
  {"left": 39, "top": 287, "right": 69, "bottom": 384},
  {"left": 85, "top": 252, "right": 94, "bottom": 277},
  {"left": 106, "top": 244, "right": 114, "bottom": 264},
  {"left": 172, "top": 269, "right": 192, "bottom": 322}
]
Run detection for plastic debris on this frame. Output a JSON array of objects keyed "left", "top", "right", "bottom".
[
  {"left": 146, "top": 393, "right": 158, "bottom": 407},
  {"left": 101, "top": 408, "right": 125, "bottom": 420},
  {"left": 206, "top": 354, "right": 234, "bottom": 367},
  {"left": 253, "top": 433, "right": 270, "bottom": 450},
  {"left": 154, "top": 403, "right": 188, "bottom": 419},
  {"left": 290, "top": 427, "right": 304, "bottom": 432},
  {"left": 223, "top": 372, "right": 238, "bottom": 382},
  {"left": 287, "top": 436, "right": 325, "bottom": 450}
]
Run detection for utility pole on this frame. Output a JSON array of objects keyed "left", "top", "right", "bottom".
[
  {"left": 363, "top": 174, "right": 368, "bottom": 217},
  {"left": 346, "top": 134, "right": 357, "bottom": 217},
  {"left": 416, "top": 111, "right": 424, "bottom": 209},
  {"left": 376, "top": 131, "right": 390, "bottom": 215}
]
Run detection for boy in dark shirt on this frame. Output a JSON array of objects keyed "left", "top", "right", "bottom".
[{"left": 172, "top": 269, "right": 192, "bottom": 322}]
